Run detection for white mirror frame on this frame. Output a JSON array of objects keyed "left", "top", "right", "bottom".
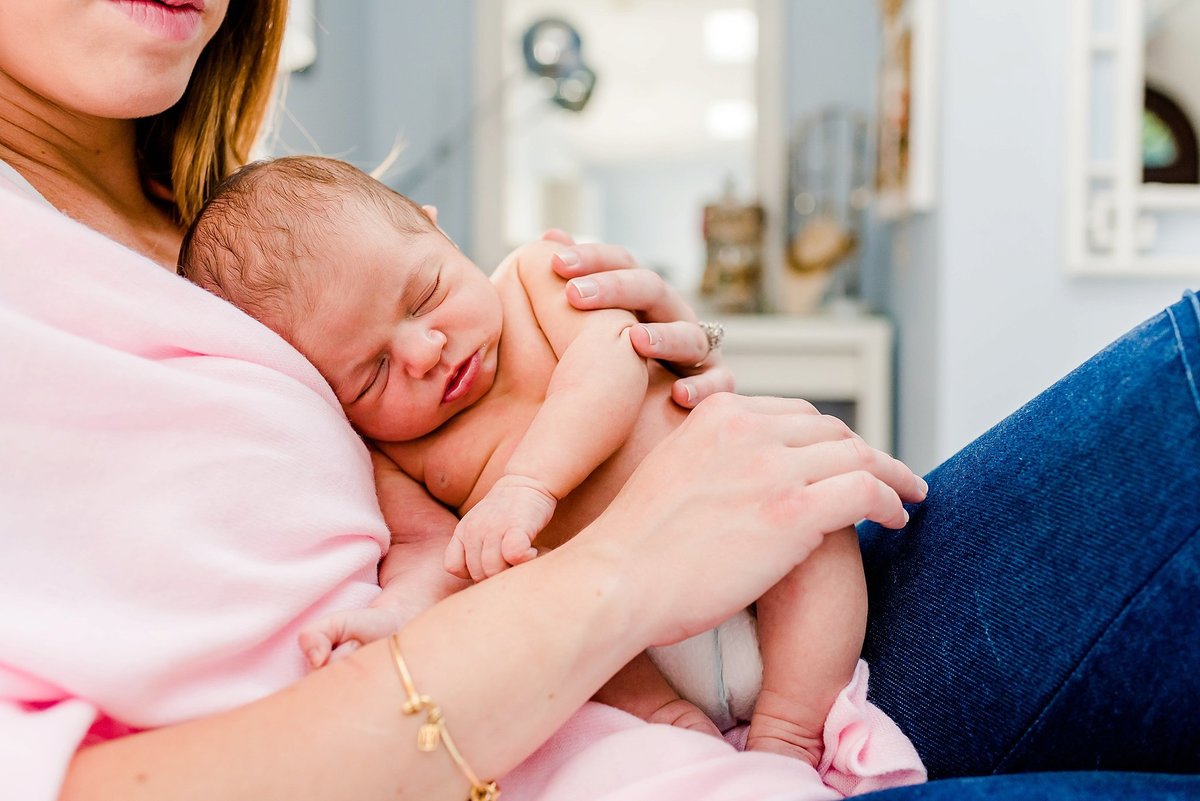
[
  {"left": 471, "top": 0, "right": 787, "bottom": 309},
  {"left": 1067, "top": 0, "right": 1200, "bottom": 276}
]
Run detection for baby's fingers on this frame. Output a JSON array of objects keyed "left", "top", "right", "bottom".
[
  {"left": 500, "top": 528, "right": 538, "bottom": 567},
  {"left": 298, "top": 626, "right": 334, "bottom": 670},
  {"left": 329, "top": 639, "right": 362, "bottom": 663},
  {"left": 443, "top": 534, "right": 470, "bottom": 580},
  {"left": 480, "top": 530, "right": 515, "bottom": 579}
]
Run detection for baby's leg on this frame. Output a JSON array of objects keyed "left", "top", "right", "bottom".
[
  {"left": 594, "top": 651, "right": 722, "bottom": 738},
  {"left": 746, "top": 525, "right": 866, "bottom": 765}
]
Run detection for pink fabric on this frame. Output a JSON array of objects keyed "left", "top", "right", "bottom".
[
  {"left": 818, "top": 661, "right": 926, "bottom": 795},
  {"left": 507, "top": 661, "right": 924, "bottom": 800},
  {"left": 0, "top": 172, "right": 924, "bottom": 799},
  {"left": 0, "top": 174, "right": 390, "bottom": 799}
]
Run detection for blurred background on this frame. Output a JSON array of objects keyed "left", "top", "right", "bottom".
[{"left": 269, "top": 0, "right": 1199, "bottom": 473}]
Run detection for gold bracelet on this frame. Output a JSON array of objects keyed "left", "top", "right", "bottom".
[{"left": 389, "top": 634, "right": 500, "bottom": 801}]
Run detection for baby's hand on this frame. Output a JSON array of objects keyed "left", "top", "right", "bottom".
[
  {"left": 445, "top": 475, "right": 558, "bottom": 581},
  {"left": 298, "top": 605, "right": 409, "bottom": 670}
]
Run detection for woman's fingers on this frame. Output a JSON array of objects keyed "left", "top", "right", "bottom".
[
  {"left": 631, "top": 321, "right": 737, "bottom": 405},
  {"left": 630, "top": 321, "right": 707, "bottom": 364},
  {"left": 695, "top": 393, "right": 819, "bottom": 416},
  {"left": 797, "top": 471, "right": 912, "bottom": 532},
  {"left": 559, "top": 255, "right": 695, "bottom": 324},
  {"left": 670, "top": 368, "right": 737, "bottom": 408},
  {"left": 551, "top": 243, "right": 640, "bottom": 279},
  {"left": 550, "top": 240, "right": 739, "bottom": 407},
  {"left": 792, "top": 439, "right": 928, "bottom": 506},
  {"left": 688, "top": 394, "right": 926, "bottom": 503}
]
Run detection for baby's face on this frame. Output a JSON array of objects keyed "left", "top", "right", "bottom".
[{"left": 291, "top": 217, "right": 503, "bottom": 442}]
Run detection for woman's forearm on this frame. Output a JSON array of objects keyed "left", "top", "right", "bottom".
[
  {"left": 60, "top": 541, "right": 639, "bottom": 801},
  {"left": 60, "top": 395, "right": 927, "bottom": 800}
]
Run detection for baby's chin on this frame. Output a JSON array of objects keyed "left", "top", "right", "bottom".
[{"left": 350, "top": 410, "right": 450, "bottom": 444}]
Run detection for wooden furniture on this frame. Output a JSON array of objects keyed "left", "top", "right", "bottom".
[{"left": 719, "top": 314, "right": 894, "bottom": 451}]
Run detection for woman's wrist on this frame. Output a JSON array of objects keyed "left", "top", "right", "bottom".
[{"left": 390, "top": 537, "right": 646, "bottom": 778}]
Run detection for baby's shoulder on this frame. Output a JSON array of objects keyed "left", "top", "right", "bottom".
[{"left": 491, "top": 240, "right": 566, "bottom": 292}]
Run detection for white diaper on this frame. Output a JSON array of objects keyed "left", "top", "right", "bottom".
[{"left": 646, "top": 608, "right": 763, "bottom": 732}]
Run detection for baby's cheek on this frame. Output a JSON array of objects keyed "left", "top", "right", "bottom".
[{"left": 342, "top": 404, "right": 374, "bottom": 434}]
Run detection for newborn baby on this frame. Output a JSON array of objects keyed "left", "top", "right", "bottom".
[{"left": 179, "top": 156, "right": 868, "bottom": 764}]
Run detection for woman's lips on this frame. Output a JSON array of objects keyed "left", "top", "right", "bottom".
[
  {"left": 443, "top": 349, "right": 483, "bottom": 404},
  {"left": 109, "top": 0, "right": 204, "bottom": 42}
]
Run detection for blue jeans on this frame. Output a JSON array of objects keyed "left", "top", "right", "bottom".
[{"left": 856, "top": 292, "right": 1200, "bottom": 798}]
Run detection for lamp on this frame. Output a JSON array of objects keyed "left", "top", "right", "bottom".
[{"left": 522, "top": 18, "right": 597, "bottom": 112}]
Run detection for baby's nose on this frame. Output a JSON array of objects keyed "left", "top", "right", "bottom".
[{"left": 406, "top": 328, "right": 446, "bottom": 378}]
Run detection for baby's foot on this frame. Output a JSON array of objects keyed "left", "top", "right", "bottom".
[
  {"left": 647, "top": 697, "right": 723, "bottom": 739},
  {"left": 745, "top": 688, "right": 826, "bottom": 767}
]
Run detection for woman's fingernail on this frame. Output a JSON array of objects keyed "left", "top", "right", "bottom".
[
  {"left": 570, "top": 277, "right": 598, "bottom": 299},
  {"left": 683, "top": 382, "right": 696, "bottom": 404},
  {"left": 918, "top": 478, "right": 929, "bottom": 495},
  {"left": 903, "top": 509, "right": 911, "bottom": 525},
  {"left": 638, "top": 324, "right": 660, "bottom": 346},
  {"left": 556, "top": 249, "right": 581, "bottom": 267}
]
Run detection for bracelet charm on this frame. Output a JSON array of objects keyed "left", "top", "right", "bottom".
[
  {"left": 418, "top": 718, "right": 442, "bottom": 752},
  {"left": 389, "top": 634, "right": 500, "bottom": 801}
]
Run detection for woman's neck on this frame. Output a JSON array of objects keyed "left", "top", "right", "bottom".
[{"left": 0, "top": 71, "right": 183, "bottom": 270}]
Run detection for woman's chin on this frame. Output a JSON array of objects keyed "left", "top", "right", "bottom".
[{"left": 69, "top": 70, "right": 193, "bottom": 120}]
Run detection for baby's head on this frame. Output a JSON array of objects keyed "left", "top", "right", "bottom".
[{"left": 180, "top": 155, "right": 503, "bottom": 442}]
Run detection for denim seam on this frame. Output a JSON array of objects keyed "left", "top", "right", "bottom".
[
  {"left": 993, "top": 522, "right": 1200, "bottom": 772},
  {"left": 1168, "top": 294, "right": 1200, "bottom": 422}
]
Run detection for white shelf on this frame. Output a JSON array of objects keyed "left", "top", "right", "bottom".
[{"left": 720, "top": 314, "right": 894, "bottom": 451}]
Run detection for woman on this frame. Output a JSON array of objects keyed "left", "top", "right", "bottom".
[
  {"left": 0, "top": 1, "right": 919, "bottom": 798},
  {"left": 0, "top": 2, "right": 1194, "bottom": 801}
]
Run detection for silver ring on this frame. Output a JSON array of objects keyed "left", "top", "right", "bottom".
[{"left": 694, "top": 320, "right": 725, "bottom": 368}]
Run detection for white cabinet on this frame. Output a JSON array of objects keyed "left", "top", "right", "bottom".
[{"left": 720, "top": 315, "right": 894, "bottom": 451}]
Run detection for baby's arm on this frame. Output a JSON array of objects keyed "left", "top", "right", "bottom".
[
  {"left": 373, "top": 449, "right": 469, "bottom": 609},
  {"left": 447, "top": 241, "right": 649, "bottom": 581},
  {"left": 300, "top": 450, "right": 469, "bottom": 668}
]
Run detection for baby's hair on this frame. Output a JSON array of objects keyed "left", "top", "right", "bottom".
[{"left": 178, "top": 154, "right": 436, "bottom": 331}]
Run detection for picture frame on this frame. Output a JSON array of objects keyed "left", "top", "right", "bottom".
[
  {"left": 1065, "top": 0, "right": 1200, "bottom": 276},
  {"left": 1143, "top": 85, "right": 1199, "bottom": 185},
  {"left": 875, "top": 0, "right": 939, "bottom": 218}
]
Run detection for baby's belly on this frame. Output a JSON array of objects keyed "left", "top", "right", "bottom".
[{"left": 537, "top": 365, "right": 687, "bottom": 549}]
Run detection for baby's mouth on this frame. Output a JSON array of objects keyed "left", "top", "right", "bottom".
[{"left": 443, "top": 348, "right": 483, "bottom": 403}]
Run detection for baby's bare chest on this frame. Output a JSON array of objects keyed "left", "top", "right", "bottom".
[{"left": 389, "top": 398, "right": 540, "bottom": 511}]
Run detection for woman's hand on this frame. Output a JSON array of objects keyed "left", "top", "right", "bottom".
[
  {"left": 542, "top": 229, "right": 734, "bottom": 408},
  {"left": 562, "top": 393, "right": 928, "bottom": 649},
  {"left": 61, "top": 400, "right": 925, "bottom": 801}
]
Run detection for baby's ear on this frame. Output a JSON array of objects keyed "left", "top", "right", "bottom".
[{"left": 422, "top": 204, "right": 461, "bottom": 249}]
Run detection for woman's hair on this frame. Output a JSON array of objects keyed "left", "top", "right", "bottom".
[{"left": 136, "top": 0, "right": 290, "bottom": 225}]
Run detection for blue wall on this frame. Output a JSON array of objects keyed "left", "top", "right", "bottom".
[
  {"left": 890, "top": 0, "right": 1189, "bottom": 471},
  {"left": 271, "top": 0, "right": 476, "bottom": 253},
  {"left": 272, "top": 2, "right": 886, "bottom": 299}
]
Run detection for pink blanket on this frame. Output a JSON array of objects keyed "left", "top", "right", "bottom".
[
  {"left": 0, "top": 171, "right": 924, "bottom": 800},
  {"left": 508, "top": 662, "right": 925, "bottom": 801}
]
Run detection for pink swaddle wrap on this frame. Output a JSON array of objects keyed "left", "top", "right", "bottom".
[
  {"left": 0, "top": 172, "right": 924, "bottom": 800},
  {"left": 0, "top": 173, "right": 391, "bottom": 798}
]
